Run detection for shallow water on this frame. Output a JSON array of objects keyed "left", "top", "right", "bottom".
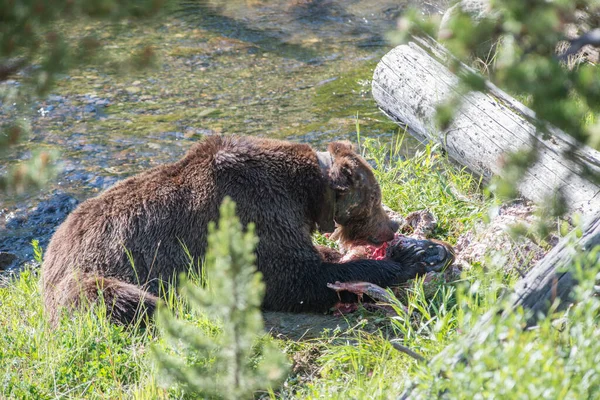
[{"left": 0, "top": 0, "right": 447, "bottom": 260}]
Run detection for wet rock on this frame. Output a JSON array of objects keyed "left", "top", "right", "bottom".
[
  {"left": 0, "top": 192, "right": 80, "bottom": 270},
  {"left": 87, "top": 175, "right": 119, "bottom": 190},
  {"left": 84, "top": 104, "right": 97, "bottom": 113},
  {"left": 5, "top": 212, "right": 26, "bottom": 229},
  {"left": 47, "top": 94, "right": 65, "bottom": 103},
  {"left": 316, "top": 77, "right": 338, "bottom": 86},
  {"left": 157, "top": 131, "right": 185, "bottom": 140},
  {"left": 0, "top": 252, "right": 17, "bottom": 270},
  {"left": 126, "top": 86, "right": 142, "bottom": 94},
  {"left": 23, "top": 193, "right": 79, "bottom": 227}
]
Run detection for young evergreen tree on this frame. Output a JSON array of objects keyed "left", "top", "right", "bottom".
[{"left": 153, "top": 197, "right": 289, "bottom": 399}]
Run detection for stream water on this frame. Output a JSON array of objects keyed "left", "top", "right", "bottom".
[{"left": 0, "top": 0, "right": 447, "bottom": 266}]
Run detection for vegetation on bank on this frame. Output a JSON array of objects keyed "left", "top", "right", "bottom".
[
  {"left": 0, "top": 137, "right": 484, "bottom": 399},
  {"left": 1, "top": 137, "right": 598, "bottom": 399}
]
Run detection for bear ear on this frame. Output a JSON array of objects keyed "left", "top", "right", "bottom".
[
  {"left": 328, "top": 141, "right": 355, "bottom": 156},
  {"left": 329, "top": 158, "right": 354, "bottom": 192}
]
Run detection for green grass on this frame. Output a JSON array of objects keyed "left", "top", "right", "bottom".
[
  {"left": 360, "top": 133, "right": 487, "bottom": 243},
  {"left": 2, "top": 139, "right": 598, "bottom": 399},
  {"left": 413, "top": 246, "right": 600, "bottom": 399},
  {"left": 0, "top": 268, "right": 161, "bottom": 398}
]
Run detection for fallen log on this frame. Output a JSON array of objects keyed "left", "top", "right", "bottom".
[
  {"left": 371, "top": 36, "right": 600, "bottom": 216},
  {"left": 510, "top": 210, "right": 600, "bottom": 322}
]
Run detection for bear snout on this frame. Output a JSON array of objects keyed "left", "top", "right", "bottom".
[
  {"left": 369, "top": 221, "right": 397, "bottom": 244},
  {"left": 380, "top": 226, "right": 396, "bottom": 243},
  {"left": 373, "top": 212, "right": 399, "bottom": 243}
]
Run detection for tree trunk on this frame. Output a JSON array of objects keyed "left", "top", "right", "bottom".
[{"left": 371, "top": 36, "right": 600, "bottom": 216}]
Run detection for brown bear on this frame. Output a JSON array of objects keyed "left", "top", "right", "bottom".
[{"left": 41, "top": 135, "right": 439, "bottom": 325}]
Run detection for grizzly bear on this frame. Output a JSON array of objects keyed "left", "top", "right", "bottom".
[{"left": 42, "top": 135, "right": 439, "bottom": 325}]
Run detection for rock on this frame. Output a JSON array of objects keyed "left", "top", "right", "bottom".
[
  {"left": 0, "top": 192, "right": 80, "bottom": 270},
  {"left": 439, "top": 0, "right": 492, "bottom": 34},
  {"left": 438, "top": 0, "right": 500, "bottom": 60},
  {"left": 402, "top": 210, "right": 437, "bottom": 238},
  {"left": 0, "top": 252, "right": 16, "bottom": 270},
  {"left": 382, "top": 203, "right": 405, "bottom": 227},
  {"left": 47, "top": 94, "right": 65, "bottom": 102},
  {"left": 439, "top": 0, "right": 600, "bottom": 65},
  {"left": 125, "top": 86, "right": 142, "bottom": 94},
  {"left": 87, "top": 175, "right": 119, "bottom": 190},
  {"left": 5, "top": 212, "right": 25, "bottom": 229},
  {"left": 84, "top": 104, "right": 97, "bottom": 113},
  {"left": 264, "top": 311, "right": 351, "bottom": 340}
]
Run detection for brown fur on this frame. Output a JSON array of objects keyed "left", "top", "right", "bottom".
[{"left": 42, "top": 135, "right": 432, "bottom": 325}]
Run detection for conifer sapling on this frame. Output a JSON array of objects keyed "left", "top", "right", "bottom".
[{"left": 153, "top": 197, "right": 289, "bottom": 399}]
